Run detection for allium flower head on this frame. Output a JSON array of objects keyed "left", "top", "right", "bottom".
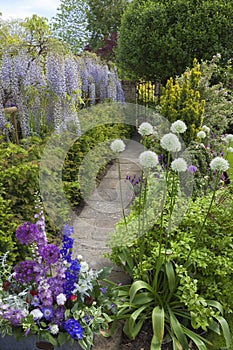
[
  {"left": 197, "top": 131, "right": 206, "bottom": 139},
  {"left": 202, "top": 125, "right": 210, "bottom": 134},
  {"left": 171, "top": 158, "right": 188, "bottom": 172},
  {"left": 187, "top": 165, "right": 198, "bottom": 173},
  {"left": 16, "top": 222, "right": 40, "bottom": 245},
  {"left": 138, "top": 122, "right": 154, "bottom": 136},
  {"left": 110, "top": 139, "right": 125, "bottom": 153},
  {"left": 210, "top": 157, "right": 229, "bottom": 172},
  {"left": 41, "top": 244, "right": 60, "bottom": 265},
  {"left": 160, "top": 133, "right": 181, "bottom": 152},
  {"left": 170, "top": 120, "right": 187, "bottom": 134},
  {"left": 139, "top": 151, "right": 159, "bottom": 168},
  {"left": 225, "top": 134, "right": 233, "bottom": 144},
  {"left": 227, "top": 147, "right": 233, "bottom": 153}
]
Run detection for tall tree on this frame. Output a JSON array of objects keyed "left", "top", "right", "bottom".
[
  {"left": 51, "top": 0, "right": 90, "bottom": 54},
  {"left": 85, "top": 0, "right": 128, "bottom": 54},
  {"left": 116, "top": 0, "right": 233, "bottom": 82}
]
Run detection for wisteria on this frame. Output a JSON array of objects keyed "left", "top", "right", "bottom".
[{"left": 0, "top": 50, "right": 125, "bottom": 139}]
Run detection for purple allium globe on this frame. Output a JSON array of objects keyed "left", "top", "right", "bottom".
[
  {"left": 16, "top": 222, "right": 40, "bottom": 245},
  {"left": 41, "top": 244, "right": 60, "bottom": 265}
]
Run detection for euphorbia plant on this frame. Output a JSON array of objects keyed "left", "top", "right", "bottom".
[{"left": 109, "top": 123, "right": 232, "bottom": 349}]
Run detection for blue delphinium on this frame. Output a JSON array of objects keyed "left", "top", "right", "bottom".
[{"left": 63, "top": 318, "right": 83, "bottom": 340}]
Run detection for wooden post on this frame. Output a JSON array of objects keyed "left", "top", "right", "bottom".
[{"left": 3, "top": 107, "right": 19, "bottom": 144}]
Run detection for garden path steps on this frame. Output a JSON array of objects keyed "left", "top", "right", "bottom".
[{"left": 72, "top": 134, "right": 142, "bottom": 284}]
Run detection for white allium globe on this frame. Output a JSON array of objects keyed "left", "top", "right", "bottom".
[
  {"left": 197, "top": 131, "right": 206, "bottom": 139},
  {"left": 171, "top": 158, "right": 188, "bottom": 172},
  {"left": 227, "top": 147, "right": 233, "bottom": 153},
  {"left": 139, "top": 150, "right": 159, "bottom": 168},
  {"left": 202, "top": 125, "right": 210, "bottom": 134},
  {"left": 225, "top": 134, "right": 233, "bottom": 144},
  {"left": 160, "top": 133, "right": 181, "bottom": 152},
  {"left": 210, "top": 157, "right": 229, "bottom": 172},
  {"left": 170, "top": 120, "right": 187, "bottom": 134},
  {"left": 110, "top": 139, "right": 125, "bottom": 153},
  {"left": 138, "top": 122, "right": 154, "bottom": 136}
]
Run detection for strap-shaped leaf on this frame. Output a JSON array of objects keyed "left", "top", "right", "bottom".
[
  {"left": 206, "top": 299, "right": 223, "bottom": 314},
  {"left": 152, "top": 306, "right": 164, "bottom": 345},
  {"left": 214, "top": 315, "right": 231, "bottom": 349},
  {"left": 151, "top": 334, "right": 162, "bottom": 350},
  {"left": 165, "top": 261, "right": 176, "bottom": 294},
  {"left": 182, "top": 326, "right": 208, "bottom": 350},
  {"left": 170, "top": 311, "right": 189, "bottom": 349},
  {"left": 129, "top": 280, "right": 154, "bottom": 302},
  {"left": 133, "top": 291, "right": 154, "bottom": 305}
]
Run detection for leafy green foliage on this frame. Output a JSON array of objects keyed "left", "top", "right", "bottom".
[{"left": 116, "top": 0, "right": 233, "bottom": 82}]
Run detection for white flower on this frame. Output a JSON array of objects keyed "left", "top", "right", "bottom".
[
  {"left": 225, "top": 134, "right": 233, "bottom": 144},
  {"left": 170, "top": 120, "right": 187, "bottom": 134},
  {"left": 77, "top": 254, "right": 83, "bottom": 260},
  {"left": 50, "top": 324, "right": 59, "bottom": 335},
  {"left": 138, "top": 122, "right": 154, "bottom": 136},
  {"left": 160, "top": 133, "right": 181, "bottom": 152},
  {"left": 139, "top": 151, "right": 159, "bottom": 168},
  {"left": 171, "top": 158, "right": 188, "bottom": 172},
  {"left": 80, "top": 261, "right": 89, "bottom": 273},
  {"left": 30, "top": 309, "right": 43, "bottom": 320},
  {"left": 110, "top": 139, "right": 125, "bottom": 153},
  {"left": 227, "top": 147, "right": 233, "bottom": 153},
  {"left": 210, "top": 157, "right": 229, "bottom": 172},
  {"left": 197, "top": 131, "right": 206, "bottom": 139},
  {"left": 202, "top": 125, "right": 210, "bottom": 134},
  {"left": 56, "top": 293, "right": 67, "bottom": 306}
]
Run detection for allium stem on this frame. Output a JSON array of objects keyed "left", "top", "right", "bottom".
[
  {"left": 186, "top": 173, "right": 220, "bottom": 262},
  {"left": 117, "top": 158, "right": 128, "bottom": 231}
]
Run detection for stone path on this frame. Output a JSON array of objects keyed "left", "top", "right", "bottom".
[{"left": 73, "top": 136, "right": 143, "bottom": 284}]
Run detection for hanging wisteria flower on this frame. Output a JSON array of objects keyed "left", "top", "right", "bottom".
[
  {"left": 227, "top": 147, "right": 233, "bottom": 153},
  {"left": 171, "top": 158, "right": 188, "bottom": 172},
  {"left": 110, "top": 139, "right": 126, "bottom": 153},
  {"left": 197, "top": 131, "right": 206, "bottom": 139},
  {"left": 170, "top": 120, "right": 187, "bottom": 134},
  {"left": 202, "top": 125, "right": 210, "bottom": 134},
  {"left": 160, "top": 133, "right": 181, "bottom": 152},
  {"left": 139, "top": 151, "right": 159, "bottom": 169},
  {"left": 225, "top": 134, "right": 233, "bottom": 144},
  {"left": 210, "top": 157, "right": 229, "bottom": 172},
  {"left": 138, "top": 122, "right": 154, "bottom": 136}
]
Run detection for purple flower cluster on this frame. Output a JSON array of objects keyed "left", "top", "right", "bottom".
[
  {"left": 41, "top": 244, "right": 60, "bottom": 265},
  {"left": 16, "top": 222, "right": 40, "bottom": 245},
  {"left": 14, "top": 260, "right": 41, "bottom": 284},
  {"left": 2, "top": 308, "right": 25, "bottom": 327},
  {"left": 63, "top": 318, "right": 83, "bottom": 340}
]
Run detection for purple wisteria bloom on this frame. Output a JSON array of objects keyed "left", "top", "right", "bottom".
[
  {"left": 41, "top": 244, "right": 60, "bottom": 265},
  {"left": 16, "top": 222, "right": 40, "bottom": 245}
]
